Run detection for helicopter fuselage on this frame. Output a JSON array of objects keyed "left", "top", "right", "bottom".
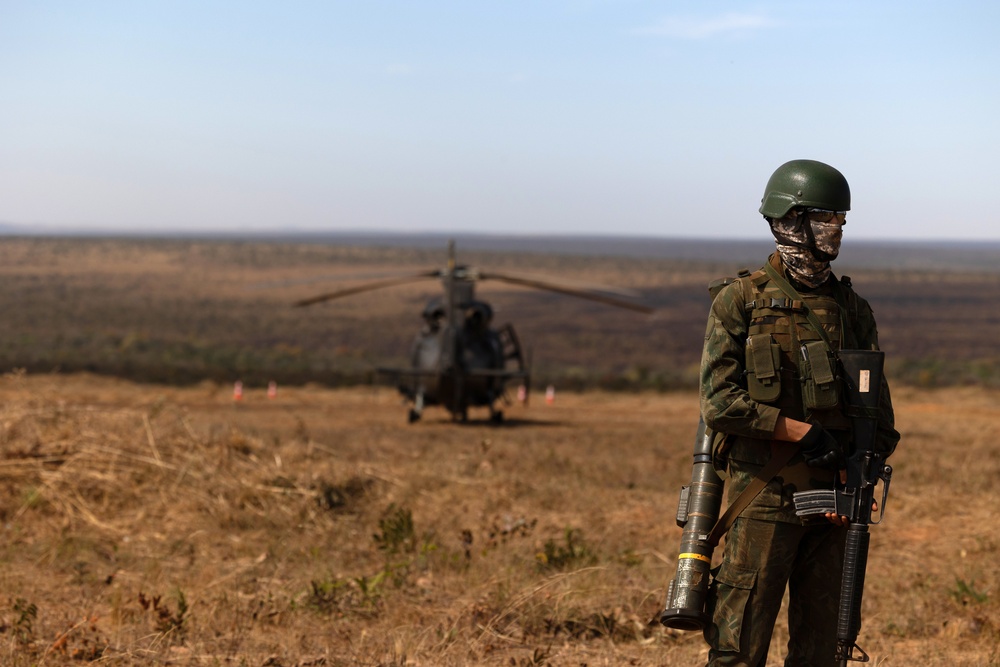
[{"left": 394, "top": 295, "right": 516, "bottom": 422}]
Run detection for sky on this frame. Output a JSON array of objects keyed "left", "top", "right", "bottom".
[{"left": 1, "top": 1, "right": 998, "bottom": 241}]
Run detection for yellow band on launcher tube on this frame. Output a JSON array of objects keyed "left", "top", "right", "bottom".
[{"left": 678, "top": 552, "right": 712, "bottom": 563}]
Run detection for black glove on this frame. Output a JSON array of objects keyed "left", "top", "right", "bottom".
[{"left": 799, "top": 423, "right": 843, "bottom": 470}]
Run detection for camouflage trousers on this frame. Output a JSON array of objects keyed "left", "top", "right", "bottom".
[{"left": 703, "top": 516, "right": 847, "bottom": 667}]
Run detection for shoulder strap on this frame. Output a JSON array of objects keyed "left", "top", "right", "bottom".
[
  {"left": 735, "top": 270, "right": 761, "bottom": 322},
  {"left": 832, "top": 276, "right": 862, "bottom": 350},
  {"left": 706, "top": 441, "right": 798, "bottom": 547}
]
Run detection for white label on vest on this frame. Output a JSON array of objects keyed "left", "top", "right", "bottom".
[{"left": 859, "top": 370, "right": 871, "bottom": 393}]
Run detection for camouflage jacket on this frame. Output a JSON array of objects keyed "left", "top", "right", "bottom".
[{"left": 700, "top": 252, "right": 900, "bottom": 523}]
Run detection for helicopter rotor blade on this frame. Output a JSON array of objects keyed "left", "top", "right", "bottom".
[
  {"left": 252, "top": 268, "right": 439, "bottom": 291},
  {"left": 481, "top": 271, "right": 653, "bottom": 314},
  {"left": 293, "top": 271, "right": 440, "bottom": 307}
]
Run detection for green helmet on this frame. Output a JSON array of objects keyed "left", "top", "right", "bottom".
[{"left": 759, "top": 159, "right": 851, "bottom": 219}]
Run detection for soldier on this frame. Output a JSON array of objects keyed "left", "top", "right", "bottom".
[{"left": 700, "top": 159, "right": 900, "bottom": 665}]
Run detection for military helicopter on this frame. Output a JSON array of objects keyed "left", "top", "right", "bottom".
[{"left": 294, "top": 241, "right": 652, "bottom": 423}]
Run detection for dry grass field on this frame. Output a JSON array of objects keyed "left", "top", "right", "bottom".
[
  {"left": 0, "top": 373, "right": 998, "bottom": 666},
  {"left": 1, "top": 236, "right": 1000, "bottom": 665}
]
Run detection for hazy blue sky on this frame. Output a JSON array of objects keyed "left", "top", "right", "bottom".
[{"left": 2, "top": 1, "right": 997, "bottom": 240}]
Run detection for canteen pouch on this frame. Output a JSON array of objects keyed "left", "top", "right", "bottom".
[
  {"left": 745, "top": 335, "right": 781, "bottom": 403},
  {"left": 800, "top": 341, "right": 839, "bottom": 410}
]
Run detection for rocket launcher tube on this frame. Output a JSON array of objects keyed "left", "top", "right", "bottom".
[
  {"left": 658, "top": 274, "right": 736, "bottom": 631},
  {"left": 659, "top": 418, "right": 724, "bottom": 631}
]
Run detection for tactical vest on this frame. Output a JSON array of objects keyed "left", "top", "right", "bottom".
[
  {"left": 735, "top": 263, "right": 861, "bottom": 433},
  {"left": 707, "top": 259, "right": 874, "bottom": 518}
]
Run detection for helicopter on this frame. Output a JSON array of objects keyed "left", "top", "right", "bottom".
[{"left": 294, "top": 241, "right": 653, "bottom": 423}]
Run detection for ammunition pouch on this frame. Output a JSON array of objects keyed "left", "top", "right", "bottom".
[
  {"left": 800, "top": 340, "right": 840, "bottom": 410},
  {"left": 745, "top": 335, "right": 782, "bottom": 403}
]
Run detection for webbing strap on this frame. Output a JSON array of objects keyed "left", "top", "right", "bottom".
[
  {"left": 745, "top": 297, "right": 805, "bottom": 312},
  {"left": 832, "top": 280, "right": 859, "bottom": 350},
  {"left": 705, "top": 441, "right": 799, "bottom": 547}
]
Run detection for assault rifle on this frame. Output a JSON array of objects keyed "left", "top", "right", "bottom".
[{"left": 792, "top": 349, "right": 893, "bottom": 665}]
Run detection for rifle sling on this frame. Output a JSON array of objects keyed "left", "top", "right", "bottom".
[{"left": 706, "top": 441, "right": 798, "bottom": 547}]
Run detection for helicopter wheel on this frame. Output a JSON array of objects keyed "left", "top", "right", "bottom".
[
  {"left": 490, "top": 409, "right": 504, "bottom": 424},
  {"left": 408, "top": 408, "right": 421, "bottom": 423}
]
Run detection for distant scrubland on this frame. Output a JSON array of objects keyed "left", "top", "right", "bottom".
[{"left": 2, "top": 236, "right": 1000, "bottom": 389}]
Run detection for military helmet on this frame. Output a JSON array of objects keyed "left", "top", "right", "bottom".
[{"left": 759, "top": 159, "right": 851, "bottom": 219}]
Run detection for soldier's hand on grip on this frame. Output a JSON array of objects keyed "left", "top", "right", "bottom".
[{"left": 799, "top": 423, "right": 843, "bottom": 470}]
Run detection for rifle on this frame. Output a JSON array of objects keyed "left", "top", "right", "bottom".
[{"left": 792, "top": 349, "right": 893, "bottom": 665}]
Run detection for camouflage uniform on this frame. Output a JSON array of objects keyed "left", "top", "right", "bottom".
[{"left": 700, "top": 252, "right": 899, "bottom": 666}]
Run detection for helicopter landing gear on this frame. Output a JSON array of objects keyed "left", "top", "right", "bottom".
[
  {"left": 447, "top": 402, "right": 468, "bottom": 422},
  {"left": 409, "top": 393, "right": 425, "bottom": 423},
  {"left": 490, "top": 408, "right": 504, "bottom": 424}
]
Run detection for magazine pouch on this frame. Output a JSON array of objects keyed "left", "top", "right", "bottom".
[
  {"left": 746, "top": 335, "right": 781, "bottom": 403},
  {"left": 800, "top": 340, "right": 839, "bottom": 410}
]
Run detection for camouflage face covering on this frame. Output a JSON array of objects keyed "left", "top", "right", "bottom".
[{"left": 770, "top": 214, "right": 843, "bottom": 288}]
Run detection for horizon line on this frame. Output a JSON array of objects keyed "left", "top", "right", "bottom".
[{"left": 2, "top": 223, "right": 999, "bottom": 246}]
